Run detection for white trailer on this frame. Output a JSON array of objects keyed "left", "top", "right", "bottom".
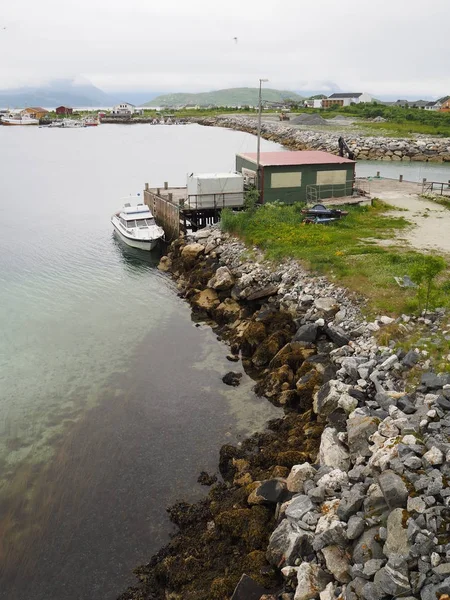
[{"left": 186, "top": 173, "right": 244, "bottom": 209}]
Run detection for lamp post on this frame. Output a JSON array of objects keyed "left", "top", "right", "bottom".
[{"left": 256, "top": 78, "right": 268, "bottom": 193}]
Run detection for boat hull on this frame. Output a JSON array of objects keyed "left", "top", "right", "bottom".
[
  {"left": 112, "top": 220, "right": 160, "bottom": 251},
  {"left": 1, "top": 118, "right": 39, "bottom": 126}
]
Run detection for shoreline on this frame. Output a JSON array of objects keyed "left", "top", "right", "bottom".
[
  {"left": 194, "top": 115, "right": 450, "bottom": 163},
  {"left": 118, "top": 226, "right": 450, "bottom": 600}
]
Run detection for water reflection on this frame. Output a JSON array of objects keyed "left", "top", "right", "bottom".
[{"left": 111, "top": 232, "right": 164, "bottom": 271}]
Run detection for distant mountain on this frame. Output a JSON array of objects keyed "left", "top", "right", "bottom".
[
  {"left": 145, "top": 87, "right": 304, "bottom": 107},
  {"left": 0, "top": 79, "right": 117, "bottom": 109}
]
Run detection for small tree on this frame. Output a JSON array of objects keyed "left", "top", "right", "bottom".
[
  {"left": 243, "top": 187, "right": 260, "bottom": 214},
  {"left": 410, "top": 255, "right": 446, "bottom": 313}
]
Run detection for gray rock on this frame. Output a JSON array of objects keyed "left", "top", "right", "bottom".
[
  {"left": 384, "top": 508, "right": 410, "bottom": 558},
  {"left": 209, "top": 266, "right": 234, "bottom": 290},
  {"left": 313, "top": 521, "right": 348, "bottom": 551},
  {"left": 319, "top": 427, "right": 350, "bottom": 471},
  {"left": 397, "top": 396, "right": 417, "bottom": 414},
  {"left": 293, "top": 323, "right": 319, "bottom": 343},
  {"left": 407, "top": 496, "right": 426, "bottom": 513},
  {"left": 323, "top": 324, "right": 351, "bottom": 347},
  {"left": 360, "top": 582, "right": 387, "bottom": 600},
  {"left": 337, "top": 487, "right": 365, "bottom": 521},
  {"left": 363, "top": 559, "right": 386, "bottom": 578},
  {"left": 378, "top": 470, "right": 409, "bottom": 509},
  {"left": 420, "top": 576, "right": 450, "bottom": 600},
  {"left": 294, "top": 562, "right": 331, "bottom": 600},
  {"left": 266, "top": 519, "right": 313, "bottom": 566},
  {"left": 421, "top": 372, "right": 448, "bottom": 391},
  {"left": 322, "top": 545, "right": 351, "bottom": 583},
  {"left": 286, "top": 463, "right": 316, "bottom": 493},
  {"left": 314, "top": 297, "right": 338, "bottom": 314},
  {"left": 374, "top": 555, "right": 411, "bottom": 596},
  {"left": 347, "top": 516, "right": 365, "bottom": 540},
  {"left": 403, "top": 455, "right": 422, "bottom": 469},
  {"left": 342, "top": 357, "right": 359, "bottom": 380},
  {"left": 347, "top": 416, "right": 379, "bottom": 458},
  {"left": 353, "top": 527, "right": 384, "bottom": 564},
  {"left": 433, "top": 562, "right": 450, "bottom": 576},
  {"left": 249, "top": 478, "right": 287, "bottom": 505},
  {"left": 402, "top": 350, "right": 420, "bottom": 368},
  {"left": 285, "top": 495, "right": 314, "bottom": 522},
  {"left": 313, "top": 380, "right": 350, "bottom": 417}
]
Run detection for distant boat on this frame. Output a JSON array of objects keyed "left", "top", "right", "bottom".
[
  {"left": 1, "top": 114, "right": 39, "bottom": 126},
  {"left": 83, "top": 116, "right": 99, "bottom": 127},
  {"left": 111, "top": 200, "right": 164, "bottom": 251}
]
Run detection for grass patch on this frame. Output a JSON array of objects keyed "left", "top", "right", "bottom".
[
  {"left": 420, "top": 193, "right": 450, "bottom": 210},
  {"left": 221, "top": 199, "right": 450, "bottom": 315}
]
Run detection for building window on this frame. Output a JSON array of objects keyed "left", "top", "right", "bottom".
[
  {"left": 271, "top": 172, "right": 302, "bottom": 188},
  {"left": 316, "top": 170, "right": 347, "bottom": 185}
]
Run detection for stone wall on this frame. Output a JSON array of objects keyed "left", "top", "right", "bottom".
[{"left": 195, "top": 116, "right": 450, "bottom": 163}]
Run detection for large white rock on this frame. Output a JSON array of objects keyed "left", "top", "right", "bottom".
[
  {"left": 286, "top": 463, "right": 316, "bottom": 493},
  {"left": 294, "top": 562, "right": 329, "bottom": 600},
  {"left": 319, "top": 428, "right": 350, "bottom": 471}
]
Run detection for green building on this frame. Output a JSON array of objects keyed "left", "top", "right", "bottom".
[{"left": 236, "top": 151, "right": 355, "bottom": 204}]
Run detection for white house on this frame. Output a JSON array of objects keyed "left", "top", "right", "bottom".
[
  {"left": 424, "top": 101, "right": 442, "bottom": 111},
  {"left": 112, "top": 102, "right": 136, "bottom": 116},
  {"left": 322, "top": 92, "right": 373, "bottom": 108}
]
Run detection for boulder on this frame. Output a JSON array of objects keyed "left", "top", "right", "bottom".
[
  {"left": 322, "top": 545, "right": 351, "bottom": 583},
  {"left": 378, "top": 470, "right": 409, "bottom": 509},
  {"left": 245, "top": 285, "right": 279, "bottom": 301},
  {"left": 293, "top": 323, "right": 319, "bottom": 343},
  {"left": 353, "top": 527, "right": 385, "bottom": 564},
  {"left": 192, "top": 288, "right": 220, "bottom": 311},
  {"left": 208, "top": 266, "right": 234, "bottom": 290},
  {"left": 347, "top": 416, "right": 379, "bottom": 459},
  {"left": 266, "top": 519, "right": 313, "bottom": 567},
  {"left": 222, "top": 371, "right": 242, "bottom": 386},
  {"left": 373, "top": 555, "right": 411, "bottom": 597},
  {"left": 247, "top": 479, "right": 287, "bottom": 505},
  {"left": 181, "top": 242, "right": 205, "bottom": 262},
  {"left": 323, "top": 324, "right": 351, "bottom": 347},
  {"left": 294, "top": 562, "right": 331, "bottom": 600},
  {"left": 269, "top": 342, "right": 316, "bottom": 371},
  {"left": 384, "top": 508, "right": 410, "bottom": 558},
  {"left": 230, "top": 574, "right": 267, "bottom": 600},
  {"left": 314, "top": 297, "right": 339, "bottom": 316},
  {"left": 157, "top": 255, "right": 172, "bottom": 272},
  {"left": 313, "top": 380, "right": 351, "bottom": 417},
  {"left": 286, "top": 463, "right": 316, "bottom": 493},
  {"left": 285, "top": 495, "right": 314, "bottom": 522},
  {"left": 215, "top": 297, "right": 240, "bottom": 321},
  {"left": 319, "top": 427, "right": 350, "bottom": 471}
]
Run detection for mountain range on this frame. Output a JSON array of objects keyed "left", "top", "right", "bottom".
[
  {"left": 0, "top": 79, "right": 116, "bottom": 108},
  {"left": 144, "top": 87, "right": 304, "bottom": 107}
]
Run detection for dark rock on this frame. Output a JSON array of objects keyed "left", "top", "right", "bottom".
[
  {"left": 226, "top": 354, "right": 240, "bottom": 362},
  {"left": 374, "top": 555, "right": 411, "bottom": 596},
  {"left": 197, "top": 471, "right": 218, "bottom": 486},
  {"left": 222, "top": 371, "right": 243, "bottom": 386},
  {"left": 246, "top": 285, "right": 279, "bottom": 301},
  {"left": 323, "top": 324, "right": 351, "bottom": 347},
  {"left": 397, "top": 396, "right": 417, "bottom": 414},
  {"left": 402, "top": 350, "right": 420, "bottom": 368},
  {"left": 421, "top": 372, "right": 448, "bottom": 391},
  {"left": 337, "top": 487, "right": 365, "bottom": 521},
  {"left": 249, "top": 479, "right": 288, "bottom": 505},
  {"left": 378, "top": 470, "right": 409, "bottom": 509},
  {"left": 361, "top": 581, "right": 388, "bottom": 600},
  {"left": 285, "top": 495, "right": 314, "bottom": 521},
  {"left": 293, "top": 323, "right": 319, "bottom": 343},
  {"left": 230, "top": 574, "right": 267, "bottom": 600},
  {"left": 420, "top": 576, "right": 450, "bottom": 600},
  {"left": 353, "top": 528, "right": 384, "bottom": 564},
  {"left": 347, "top": 516, "right": 365, "bottom": 540},
  {"left": 347, "top": 416, "right": 379, "bottom": 458},
  {"left": 437, "top": 395, "right": 450, "bottom": 410},
  {"left": 266, "top": 519, "right": 313, "bottom": 567}
]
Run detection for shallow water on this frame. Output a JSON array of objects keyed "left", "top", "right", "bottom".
[
  {"left": 356, "top": 159, "right": 450, "bottom": 182},
  {"left": 0, "top": 124, "right": 282, "bottom": 600}
]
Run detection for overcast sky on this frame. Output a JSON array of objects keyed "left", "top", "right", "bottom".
[{"left": 1, "top": 0, "right": 449, "bottom": 98}]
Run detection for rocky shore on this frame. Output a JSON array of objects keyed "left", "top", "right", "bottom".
[
  {"left": 119, "top": 226, "right": 450, "bottom": 600},
  {"left": 195, "top": 115, "right": 450, "bottom": 163}
]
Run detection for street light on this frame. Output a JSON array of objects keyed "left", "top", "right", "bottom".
[{"left": 256, "top": 78, "right": 269, "bottom": 193}]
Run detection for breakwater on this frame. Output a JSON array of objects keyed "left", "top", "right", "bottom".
[
  {"left": 119, "top": 225, "right": 450, "bottom": 600},
  {"left": 195, "top": 115, "right": 450, "bottom": 163}
]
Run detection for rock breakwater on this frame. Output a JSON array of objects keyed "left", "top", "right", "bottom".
[
  {"left": 119, "top": 226, "right": 450, "bottom": 600},
  {"left": 196, "top": 115, "right": 450, "bottom": 163}
]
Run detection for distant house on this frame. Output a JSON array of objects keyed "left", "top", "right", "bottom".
[
  {"left": 322, "top": 92, "right": 373, "bottom": 108},
  {"left": 424, "top": 101, "right": 441, "bottom": 111},
  {"left": 56, "top": 105, "right": 73, "bottom": 115},
  {"left": 21, "top": 107, "right": 49, "bottom": 119},
  {"left": 439, "top": 99, "right": 450, "bottom": 112},
  {"left": 112, "top": 102, "right": 136, "bottom": 116}
]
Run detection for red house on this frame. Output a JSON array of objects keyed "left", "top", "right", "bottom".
[{"left": 55, "top": 106, "right": 73, "bottom": 115}]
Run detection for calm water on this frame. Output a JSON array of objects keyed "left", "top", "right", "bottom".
[
  {"left": 356, "top": 159, "right": 450, "bottom": 182},
  {"left": 0, "top": 124, "right": 283, "bottom": 600}
]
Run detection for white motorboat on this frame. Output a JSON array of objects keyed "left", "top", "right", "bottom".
[
  {"left": 1, "top": 114, "right": 39, "bottom": 126},
  {"left": 111, "top": 200, "right": 165, "bottom": 251}
]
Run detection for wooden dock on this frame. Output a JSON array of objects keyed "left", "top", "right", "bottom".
[{"left": 143, "top": 183, "right": 245, "bottom": 241}]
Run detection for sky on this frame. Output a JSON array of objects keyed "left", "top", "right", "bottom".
[{"left": 1, "top": 0, "right": 449, "bottom": 99}]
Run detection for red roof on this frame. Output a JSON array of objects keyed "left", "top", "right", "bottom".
[{"left": 237, "top": 151, "right": 355, "bottom": 167}]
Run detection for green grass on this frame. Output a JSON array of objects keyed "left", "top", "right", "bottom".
[
  {"left": 221, "top": 200, "right": 450, "bottom": 315},
  {"left": 420, "top": 193, "right": 450, "bottom": 210}
]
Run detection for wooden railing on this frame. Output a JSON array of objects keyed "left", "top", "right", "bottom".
[
  {"left": 143, "top": 189, "right": 180, "bottom": 241},
  {"left": 421, "top": 180, "right": 450, "bottom": 196}
]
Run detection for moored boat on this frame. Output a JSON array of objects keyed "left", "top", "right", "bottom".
[
  {"left": 111, "top": 200, "right": 164, "bottom": 251},
  {"left": 1, "top": 114, "right": 39, "bottom": 126}
]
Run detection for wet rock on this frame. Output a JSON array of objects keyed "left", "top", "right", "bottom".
[
  {"left": 230, "top": 573, "right": 267, "bottom": 600},
  {"left": 270, "top": 342, "right": 316, "bottom": 371},
  {"left": 157, "top": 255, "right": 172, "bottom": 272},
  {"left": 313, "top": 380, "right": 350, "bottom": 416},
  {"left": 181, "top": 242, "right": 205, "bottom": 262},
  {"left": 248, "top": 479, "right": 287, "bottom": 505},
  {"left": 378, "top": 470, "right": 409, "bottom": 509},
  {"left": 197, "top": 471, "right": 217, "bottom": 486},
  {"left": 216, "top": 297, "right": 241, "bottom": 321},
  {"left": 192, "top": 288, "right": 220, "bottom": 311},
  {"left": 222, "top": 371, "right": 243, "bottom": 387},
  {"left": 252, "top": 331, "right": 286, "bottom": 368}
]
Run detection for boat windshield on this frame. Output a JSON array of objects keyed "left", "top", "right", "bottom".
[{"left": 136, "top": 218, "right": 156, "bottom": 227}]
